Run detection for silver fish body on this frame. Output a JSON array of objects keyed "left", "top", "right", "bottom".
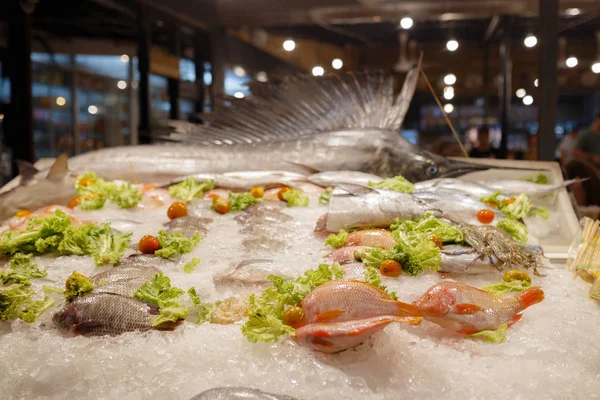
[
  {"left": 164, "top": 216, "right": 213, "bottom": 238},
  {"left": 439, "top": 245, "right": 497, "bottom": 274},
  {"left": 214, "top": 259, "right": 290, "bottom": 284},
  {"left": 90, "top": 264, "right": 160, "bottom": 296},
  {"left": 412, "top": 191, "right": 504, "bottom": 226},
  {"left": 52, "top": 293, "right": 177, "bottom": 336},
  {"left": 162, "top": 171, "right": 307, "bottom": 191},
  {"left": 479, "top": 178, "right": 584, "bottom": 197},
  {"left": 189, "top": 387, "right": 297, "bottom": 400},
  {"left": 309, "top": 171, "right": 383, "bottom": 188},
  {"left": 414, "top": 178, "right": 496, "bottom": 198}
]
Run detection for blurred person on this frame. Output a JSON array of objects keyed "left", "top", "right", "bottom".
[
  {"left": 564, "top": 159, "right": 600, "bottom": 206},
  {"left": 431, "top": 138, "right": 464, "bottom": 157},
  {"left": 557, "top": 127, "right": 579, "bottom": 165},
  {"left": 526, "top": 133, "right": 539, "bottom": 160},
  {"left": 573, "top": 113, "right": 600, "bottom": 169},
  {"left": 468, "top": 126, "right": 498, "bottom": 158}
]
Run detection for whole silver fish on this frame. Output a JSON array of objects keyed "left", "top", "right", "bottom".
[
  {"left": 412, "top": 191, "right": 504, "bottom": 226},
  {"left": 190, "top": 387, "right": 297, "bottom": 400},
  {"left": 53, "top": 293, "right": 179, "bottom": 336},
  {"left": 90, "top": 264, "right": 160, "bottom": 296},
  {"left": 214, "top": 259, "right": 291, "bottom": 284},
  {"left": 0, "top": 155, "right": 76, "bottom": 221},
  {"left": 309, "top": 171, "right": 383, "bottom": 188},
  {"left": 324, "top": 184, "right": 441, "bottom": 232},
  {"left": 164, "top": 216, "right": 213, "bottom": 238},
  {"left": 242, "top": 237, "right": 287, "bottom": 253},
  {"left": 479, "top": 178, "right": 585, "bottom": 197},
  {"left": 162, "top": 171, "right": 307, "bottom": 191},
  {"left": 414, "top": 178, "right": 496, "bottom": 198}
]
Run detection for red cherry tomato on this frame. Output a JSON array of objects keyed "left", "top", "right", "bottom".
[{"left": 477, "top": 209, "right": 495, "bottom": 224}]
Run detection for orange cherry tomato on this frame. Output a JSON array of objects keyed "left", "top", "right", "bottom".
[
  {"left": 14, "top": 209, "right": 32, "bottom": 218},
  {"left": 283, "top": 306, "right": 306, "bottom": 328},
  {"left": 79, "top": 178, "right": 95, "bottom": 187},
  {"left": 484, "top": 201, "right": 498, "bottom": 209},
  {"left": 68, "top": 197, "right": 81, "bottom": 209},
  {"left": 138, "top": 235, "right": 161, "bottom": 254},
  {"left": 503, "top": 198, "right": 516, "bottom": 206},
  {"left": 212, "top": 197, "right": 231, "bottom": 214},
  {"left": 277, "top": 186, "right": 292, "bottom": 201},
  {"left": 477, "top": 209, "right": 495, "bottom": 224},
  {"left": 250, "top": 186, "right": 264, "bottom": 199},
  {"left": 430, "top": 235, "right": 443, "bottom": 249},
  {"left": 205, "top": 193, "right": 221, "bottom": 199},
  {"left": 167, "top": 201, "right": 188, "bottom": 220},
  {"left": 380, "top": 260, "right": 402, "bottom": 277}
]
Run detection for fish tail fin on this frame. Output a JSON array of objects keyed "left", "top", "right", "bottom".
[
  {"left": 517, "top": 287, "right": 545, "bottom": 309},
  {"left": 394, "top": 300, "right": 422, "bottom": 317},
  {"left": 154, "top": 320, "right": 183, "bottom": 331}
]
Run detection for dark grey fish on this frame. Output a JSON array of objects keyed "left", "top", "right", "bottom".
[
  {"left": 53, "top": 293, "right": 179, "bottom": 336},
  {"left": 64, "top": 64, "right": 488, "bottom": 184},
  {"left": 190, "top": 387, "right": 297, "bottom": 400}
]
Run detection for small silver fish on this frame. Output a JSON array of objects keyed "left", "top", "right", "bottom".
[
  {"left": 235, "top": 210, "right": 293, "bottom": 225},
  {"left": 162, "top": 171, "right": 306, "bottom": 192},
  {"left": 164, "top": 216, "right": 212, "bottom": 238},
  {"left": 239, "top": 223, "right": 292, "bottom": 236},
  {"left": 53, "top": 293, "right": 179, "bottom": 336},
  {"left": 412, "top": 191, "right": 504, "bottom": 226},
  {"left": 0, "top": 155, "right": 76, "bottom": 222},
  {"left": 309, "top": 171, "right": 383, "bottom": 188},
  {"left": 214, "top": 259, "right": 290, "bottom": 284},
  {"left": 414, "top": 178, "right": 496, "bottom": 198},
  {"left": 243, "top": 237, "right": 287, "bottom": 253},
  {"left": 480, "top": 178, "right": 586, "bottom": 197},
  {"left": 189, "top": 387, "right": 297, "bottom": 400},
  {"left": 90, "top": 264, "right": 160, "bottom": 296}
]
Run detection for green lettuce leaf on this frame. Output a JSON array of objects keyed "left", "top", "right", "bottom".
[
  {"left": 282, "top": 189, "right": 309, "bottom": 207},
  {"left": 187, "top": 287, "right": 218, "bottom": 325},
  {"left": 133, "top": 272, "right": 187, "bottom": 326},
  {"left": 228, "top": 192, "right": 263, "bottom": 211},
  {"left": 0, "top": 284, "right": 34, "bottom": 321},
  {"left": 368, "top": 175, "right": 414, "bottom": 193},
  {"left": 183, "top": 257, "right": 200, "bottom": 274},
  {"left": 363, "top": 266, "right": 398, "bottom": 300},
  {"left": 324, "top": 230, "right": 348, "bottom": 248},
  {"left": 497, "top": 219, "right": 528, "bottom": 244},
  {"left": 390, "top": 212, "right": 464, "bottom": 243},
  {"left": 469, "top": 323, "right": 508, "bottom": 343},
  {"left": 64, "top": 271, "right": 94, "bottom": 302},
  {"left": 110, "top": 182, "right": 142, "bottom": 208},
  {"left": 168, "top": 178, "right": 215, "bottom": 203},
  {"left": 531, "top": 206, "right": 550, "bottom": 219},
  {"left": 18, "top": 296, "right": 55, "bottom": 323},
  {"left": 9, "top": 254, "right": 47, "bottom": 279},
  {"left": 319, "top": 187, "right": 333, "bottom": 204},
  {"left": 483, "top": 280, "right": 531, "bottom": 296},
  {"left": 155, "top": 230, "right": 201, "bottom": 259},
  {"left": 502, "top": 194, "right": 531, "bottom": 220},
  {"left": 241, "top": 310, "right": 296, "bottom": 343},
  {"left": 522, "top": 173, "right": 548, "bottom": 184},
  {"left": 59, "top": 223, "right": 132, "bottom": 266}
]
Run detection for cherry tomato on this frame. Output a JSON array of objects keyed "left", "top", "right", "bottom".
[
  {"left": 484, "top": 201, "right": 498, "bottom": 209},
  {"left": 283, "top": 306, "right": 306, "bottom": 328},
  {"left": 212, "top": 197, "right": 231, "bottom": 214},
  {"left": 430, "top": 235, "right": 443, "bottom": 249},
  {"left": 250, "top": 186, "right": 264, "bottom": 199},
  {"left": 205, "top": 193, "right": 221, "bottom": 200},
  {"left": 68, "top": 197, "right": 81, "bottom": 209},
  {"left": 14, "top": 209, "right": 32, "bottom": 218},
  {"left": 277, "top": 186, "right": 292, "bottom": 201},
  {"left": 477, "top": 209, "right": 495, "bottom": 224},
  {"left": 79, "top": 178, "right": 95, "bottom": 187},
  {"left": 167, "top": 201, "right": 188, "bottom": 220},
  {"left": 380, "top": 260, "right": 402, "bottom": 277},
  {"left": 503, "top": 198, "right": 516, "bottom": 206},
  {"left": 138, "top": 235, "right": 160, "bottom": 254}
]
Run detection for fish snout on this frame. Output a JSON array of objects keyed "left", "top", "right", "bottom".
[{"left": 52, "top": 304, "right": 79, "bottom": 334}]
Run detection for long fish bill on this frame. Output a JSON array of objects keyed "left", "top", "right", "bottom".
[{"left": 441, "top": 159, "right": 496, "bottom": 178}]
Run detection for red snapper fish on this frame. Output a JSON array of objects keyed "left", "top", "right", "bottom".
[{"left": 412, "top": 282, "right": 544, "bottom": 334}]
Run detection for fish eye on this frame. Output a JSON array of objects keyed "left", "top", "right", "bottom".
[
  {"left": 417, "top": 199, "right": 427, "bottom": 205},
  {"left": 426, "top": 165, "right": 438, "bottom": 176},
  {"left": 426, "top": 295, "right": 433, "bottom": 301}
]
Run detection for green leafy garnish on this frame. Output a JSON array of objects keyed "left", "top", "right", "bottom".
[
  {"left": 469, "top": 323, "right": 508, "bottom": 343},
  {"left": 133, "top": 272, "right": 188, "bottom": 326},
  {"left": 75, "top": 172, "right": 143, "bottom": 210},
  {"left": 187, "top": 287, "right": 218, "bottom": 325},
  {"left": 368, "top": 175, "right": 414, "bottom": 193},
  {"left": 18, "top": 296, "right": 55, "bottom": 323},
  {"left": 282, "top": 189, "right": 309, "bottom": 207},
  {"left": 531, "top": 206, "right": 550, "bottom": 219},
  {"left": 390, "top": 212, "right": 464, "bottom": 243},
  {"left": 522, "top": 173, "right": 548, "bottom": 185},
  {"left": 483, "top": 280, "right": 531, "bottom": 296},
  {"left": 324, "top": 230, "right": 348, "bottom": 248},
  {"left": 154, "top": 230, "right": 201, "bottom": 259},
  {"left": 0, "top": 254, "right": 47, "bottom": 285},
  {"left": 241, "top": 264, "right": 344, "bottom": 343},
  {"left": 319, "top": 187, "right": 333, "bottom": 204},
  {"left": 110, "top": 182, "right": 143, "bottom": 209},
  {"left": 363, "top": 266, "right": 398, "bottom": 300},
  {"left": 497, "top": 219, "right": 528, "bottom": 244},
  {"left": 183, "top": 257, "right": 200, "bottom": 274},
  {"left": 228, "top": 192, "right": 263, "bottom": 211},
  {"left": 168, "top": 178, "right": 215, "bottom": 203},
  {"left": 502, "top": 194, "right": 531, "bottom": 220},
  {"left": 43, "top": 285, "right": 64, "bottom": 295},
  {"left": 0, "top": 284, "right": 34, "bottom": 321},
  {"left": 64, "top": 271, "right": 94, "bottom": 302}
]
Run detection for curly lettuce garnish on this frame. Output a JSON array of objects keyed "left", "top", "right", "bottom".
[
  {"left": 497, "top": 219, "right": 528, "bottom": 244},
  {"left": 522, "top": 173, "right": 548, "bottom": 185},
  {"left": 183, "top": 257, "right": 200, "bottom": 274},
  {"left": 64, "top": 271, "right": 94, "bottom": 302},
  {"left": 390, "top": 212, "right": 464, "bottom": 243},
  {"left": 228, "top": 192, "right": 263, "bottom": 211},
  {"left": 368, "top": 175, "right": 414, "bottom": 193},
  {"left": 324, "top": 230, "right": 348, "bottom": 248},
  {"left": 18, "top": 296, "right": 55, "bottom": 323},
  {"left": 319, "top": 187, "right": 333, "bottom": 204},
  {"left": 0, "top": 284, "right": 35, "bottom": 321},
  {"left": 154, "top": 230, "right": 201, "bottom": 259},
  {"left": 187, "top": 287, "right": 219, "bottom": 325},
  {"left": 282, "top": 189, "right": 309, "bottom": 207},
  {"left": 168, "top": 178, "right": 215, "bottom": 203},
  {"left": 469, "top": 323, "right": 508, "bottom": 343},
  {"left": 242, "top": 263, "right": 344, "bottom": 343},
  {"left": 133, "top": 272, "right": 188, "bottom": 326},
  {"left": 75, "top": 172, "right": 142, "bottom": 210},
  {"left": 363, "top": 266, "right": 398, "bottom": 300},
  {"left": 58, "top": 223, "right": 132, "bottom": 266}
]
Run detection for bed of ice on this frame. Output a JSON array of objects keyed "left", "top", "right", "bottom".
[{"left": 1, "top": 189, "right": 599, "bottom": 400}]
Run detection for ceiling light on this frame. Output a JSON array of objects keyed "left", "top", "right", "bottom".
[
  {"left": 534, "top": 78, "right": 539, "bottom": 87},
  {"left": 592, "top": 62, "right": 600, "bottom": 74},
  {"left": 444, "top": 73, "right": 457, "bottom": 85},
  {"left": 566, "top": 56, "right": 578, "bottom": 68},
  {"left": 56, "top": 96, "right": 66, "bottom": 106},
  {"left": 516, "top": 88, "right": 526, "bottom": 98},
  {"left": 88, "top": 105, "right": 98, "bottom": 114},
  {"left": 400, "top": 17, "right": 413, "bottom": 30},
  {"left": 524, "top": 35, "right": 537, "bottom": 48},
  {"left": 331, "top": 58, "right": 343, "bottom": 70},
  {"left": 0, "top": 114, "right": 4, "bottom": 121},
  {"left": 566, "top": 8, "right": 580, "bottom": 16},
  {"left": 443, "top": 86, "right": 454, "bottom": 100},
  {"left": 283, "top": 39, "right": 296, "bottom": 52},
  {"left": 443, "top": 103, "right": 454, "bottom": 113},
  {"left": 373, "top": 16, "right": 382, "bottom": 23},
  {"left": 233, "top": 92, "right": 245, "bottom": 99},
  {"left": 446, "top": 39, "right": 459, "bottom": 52},
  {"left": 117, "top": 80, "right": 127, "bottom": 90},
  {"left": 256, "top": 71, "right": 268, "bottom": 82},
  {"left": 523, "top": 95, "right": 533, "bottom": 105},
  {"left": 312, "top": 66, "right": 324, "bottom": 77},
  {"left": 233, "top": 66, "right": 246, "bottom": 77},
  {"left": 120, "top": 54, "right": 129, "bottom": 63}
]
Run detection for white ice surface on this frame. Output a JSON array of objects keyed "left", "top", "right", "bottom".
[{"left": 1, "top": 192, "right": 599, "bottom": 400}]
